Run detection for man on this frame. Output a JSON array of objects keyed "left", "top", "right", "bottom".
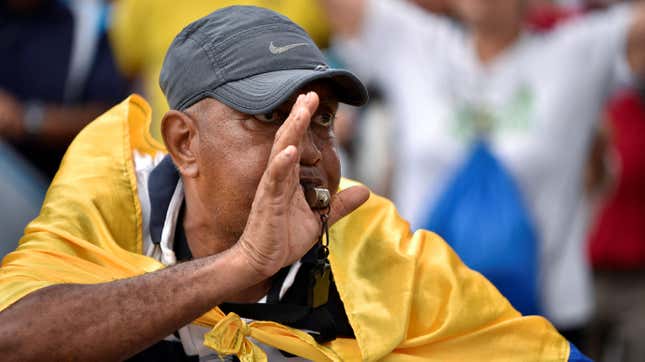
[
  {"left": 0, "top": 6, "right": 586, "bottom": 361},
  {"left": 322, "top": 0, "right": 645, "bottom": 340}
]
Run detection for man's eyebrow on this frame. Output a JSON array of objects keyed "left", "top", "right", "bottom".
[
  {"left": 318, "top": 96, "right": 339, "bottom": 107},
  {"left": 270, "top": 94, "right": 337, "bottom": 114},
  {"left": 319, "top": 101, "right": 339, "bottom": 112}
]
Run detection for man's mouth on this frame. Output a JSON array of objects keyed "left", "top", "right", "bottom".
[
  {"left": 299, "top": 167, "right": 325, "bottom": 187},
  {"left": 299, "top": 167, "right": 330, "bottom": 209}
]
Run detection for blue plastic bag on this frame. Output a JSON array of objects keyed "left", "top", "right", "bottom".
[{"left": 423, "top": 141, "right": 540, "bottom": 315}]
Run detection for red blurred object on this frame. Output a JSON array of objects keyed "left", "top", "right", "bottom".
[
  {"left": 589, "top": 89, "right": 645, "bottom": 269},
  {"left": 525, "top": 3, "right": 580, "bottom": 32}
]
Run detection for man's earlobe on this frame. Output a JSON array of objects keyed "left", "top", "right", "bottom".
[{"left": 161, "top": 110, "right": 200, "bottom": 178}]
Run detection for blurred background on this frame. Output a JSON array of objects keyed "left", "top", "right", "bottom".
[{"left": 1, "top": 0, "right": 644, "bottom": 360}]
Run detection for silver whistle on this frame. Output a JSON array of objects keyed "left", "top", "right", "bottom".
[{"left": 303, "top": 185, "right": 330, "bottom": 210}]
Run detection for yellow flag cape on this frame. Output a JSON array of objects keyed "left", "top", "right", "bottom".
[{"left": 0, "top": 95, "right": 570, "bottom": 361}]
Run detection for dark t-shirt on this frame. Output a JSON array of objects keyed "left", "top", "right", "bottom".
[{"left": 0, "top": 1, "right": 129, "bottom": 177}]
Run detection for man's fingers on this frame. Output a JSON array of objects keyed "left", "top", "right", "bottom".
[
  {"left": 269, "top": 92, "right": 319, "bottom": 160},
  {"left": 262, "top": 145, "right": 298, "bottom": 195},
  {"left": 327, "top": 185, "right": 370, "bottom": 225}
]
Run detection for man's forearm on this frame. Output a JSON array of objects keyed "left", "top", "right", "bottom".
[
  {"left": 37, "top": 103, "right": 109, "bottom": 146},
  {"left": 627, "top": 3, "right": 645, "bottom": 79},
  {"left": 0, "top": 91, "right": 112, "bottom": 143},
  {"left": 0, "top": 246, "right": 258, "bottom": 361}
]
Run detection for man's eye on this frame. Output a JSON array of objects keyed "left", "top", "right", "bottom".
[
  {"left": 313, "top": 112, "right": 335, "bottom": 128},
  {"left": 254, "top": 111, "right": 284, "bottom": 124}
]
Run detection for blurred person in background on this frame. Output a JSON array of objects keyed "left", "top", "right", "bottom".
[
  {"left": 109, "top": 0, "right": 331, "bottom": 142},
  {"left": 328, "top": 0, "right": 456, "bottom": 197},
  {"left": 0, "top": 0, "right": 129, "bottom": 178},
  {"left": 0, "top": 0, "right": 129, "bottom": 258},
  {"left": 321, "top": 0, "right": 645, "bottom": 349},
  {"left": 584, "top": 86, "right": 645, "bottom": 361}
]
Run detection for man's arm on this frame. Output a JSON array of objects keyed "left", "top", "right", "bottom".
[
  {"left": 627, "top": 3, "right": 645, "bottom": 79},
  {"left": 0, "top": 248, "right": 258, "bottom": 361},
  {"left": 0, "top": 92, "right": 369, "bottom": 361},
  {"left": 0, "top": 90, "right": 109, "bottom": 146}
]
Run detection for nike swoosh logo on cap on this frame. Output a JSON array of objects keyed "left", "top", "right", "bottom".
[{"left": 269, "top": 41, "right": 308, "bottom": 54}]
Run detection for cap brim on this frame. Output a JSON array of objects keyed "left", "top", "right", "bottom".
[{"left": 205, "top": 68, "right": 369, "bottom": 114}]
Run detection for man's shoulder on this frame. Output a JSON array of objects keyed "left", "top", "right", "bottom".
[{"left": 38, "top": 96, "right": 165, "bottom": 254}]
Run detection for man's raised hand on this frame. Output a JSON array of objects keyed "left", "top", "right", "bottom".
[{"left": 235, "top": 92, "right": 369, "bottom": 279}]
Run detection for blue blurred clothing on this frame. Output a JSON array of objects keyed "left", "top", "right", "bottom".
[{"left": 569, "top": 342, "right": 593, "bottom": 362}]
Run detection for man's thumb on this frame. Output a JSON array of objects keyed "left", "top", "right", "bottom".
[{"left": 328, "top": 185, "right": 370, "bottom": 225}]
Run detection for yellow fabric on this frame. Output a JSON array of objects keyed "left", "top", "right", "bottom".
[
  {"left": 203, "top": 313, "right": 267, "bottom": 362},
  {"left": 109, "top": 0, "right": 331, "bottom": 141},
  {"left": 0, "top": 96, "right": 571, "bottom": 361}
]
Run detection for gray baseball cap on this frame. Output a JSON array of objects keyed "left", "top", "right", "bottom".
[{"left": 160, "top": 6, "right": 368, "bottom": 113}]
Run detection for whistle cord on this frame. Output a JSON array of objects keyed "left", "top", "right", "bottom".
[{"left": 318, "top": 209, "right": 330, "bottom": 261}]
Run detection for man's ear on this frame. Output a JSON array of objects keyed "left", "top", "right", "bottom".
[{"left": 161, "top": 110, "right": 200, "bottom": 178}]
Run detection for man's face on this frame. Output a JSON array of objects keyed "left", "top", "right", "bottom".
[
  {"left": 186, "top": 82, "right": 340, "bottom": 244},
  {"left": 452, "top": 0, "right": 525, "bottom": 30}
]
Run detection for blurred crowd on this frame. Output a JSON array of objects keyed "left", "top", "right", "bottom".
[{"left": 1, "top": 0, "right": 644, "bottom": 361}]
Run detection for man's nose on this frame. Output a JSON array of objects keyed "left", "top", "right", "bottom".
[{"left": 299, "top": 128, "right": 322, "bottom": 166}]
